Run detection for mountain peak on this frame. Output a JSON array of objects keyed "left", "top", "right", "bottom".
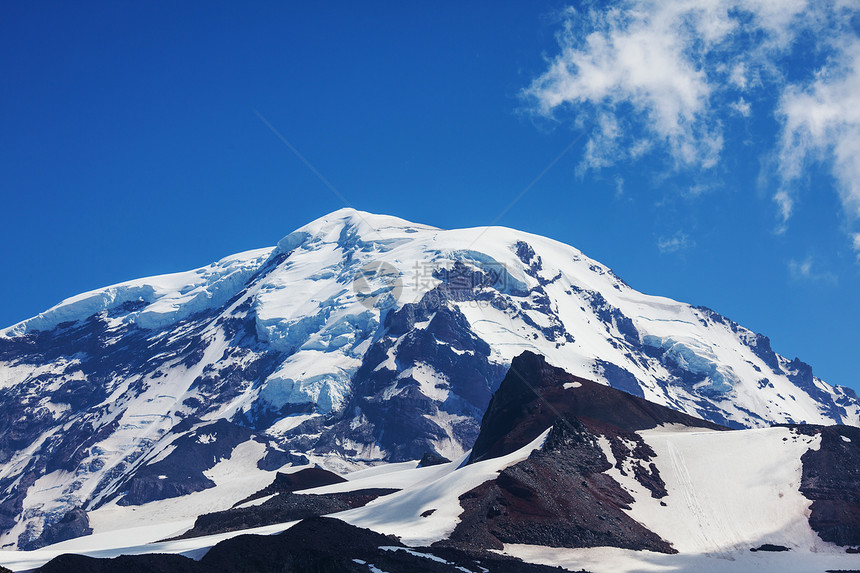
[{"left": 276, "top": 208, "right": 440, "bottom": 255}]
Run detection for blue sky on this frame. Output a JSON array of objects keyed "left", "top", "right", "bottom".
[{"left": 1, "top": 1, "right": 858, "bottom": 392}]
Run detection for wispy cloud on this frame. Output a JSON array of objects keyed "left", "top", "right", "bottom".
[
  {"left": 614, "top": 176, "right": 625, "bottom": 198},
  {"left": 657, "top": 232, "right": 695, "bottom": 254},
  {"left": 525, "top": 0, "right": 860, "bottom": 254},
  {"left": 788, "top": 256, "right": 838, "bottom": 283},
  {"left": 523, "top": 1, "right": 809, "bottom": 173},
  {"left": 777, "top": 36, "right": 860, "bottom": 226},
  {"left": 729, "top": 98, "right": 752, "bottom": 117}
]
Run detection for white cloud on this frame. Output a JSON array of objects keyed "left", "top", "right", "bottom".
[
  {"left": 853, "top": 233, "right": 860, "bottom": 256},
  {"left": 579, "top": 113, "right": 621, "bottom": 173},
  {"left": 524, "top": 0, "right": 810, "bottom": 172},
  {"left": 685, "top": 184, "right": 712, "bottom": 198},
  {"left": 657, "top": 232, "right": 695, "bottom": 253},
  {"left": 729, "top": 98, "right": 752, "bottom": 117},
  {"left": 777, "top": 37, "right": 860, "bottom": 225},
  {"left": 614, "top": 176, "right": 625, "bottom": 198},
  {"left": 526, "top": 0, "right": 860, "bottom": 254},
  {"left": 729, "top": 63, "right": 749, "bottom": 90},
  {"left": 788, "top": 256, "right": 838, "bottom": 283},
  {"left": 773, "top": 189, "right": 794, "bottom": 234}
]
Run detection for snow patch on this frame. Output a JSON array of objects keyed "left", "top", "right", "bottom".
[
  {"left": 336, "top": 428, "right": 551, "bottom": 546},
  {"left": 598, "top": 426, "right": 828, "bottom": 555}
]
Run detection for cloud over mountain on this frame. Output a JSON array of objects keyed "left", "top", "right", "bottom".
[{"left": 525, "top": 0, "right": 860, "bottom": 250}]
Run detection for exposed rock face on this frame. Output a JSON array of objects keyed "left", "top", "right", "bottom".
[
  {"left": 173, "top": 488, "right": 398, "bottom": 540},
  {"left": 418, "top": 452, "right": 452, "bottom": 467},
  {"left": 255, "top": 449, "right": 309, "bottom": 471},
  {"left": 440, "top": 352, "right": 706, "bottom": 553},
  {"left": 444, "top": 416, "right": 675, "bottom": 553},
  {"left": 451, "top": 353, "right": 860, "bottom": 556},
  {"left": 469, "top": 351, "right": 725, "bottom": 465},
  {"left": 114, "top": 419, "right": 255, "bottom": 507},
  {"left": 750, "top": 544, "right": 791, "bottom": 552},
  {"left": 797, "top": 424, "right": 860, "bottom": 546},
  {"left": 312, "top": 285, "right": 508, "bottom": 462},
  {"left": 32, "top": 508, "right": 92, "bottom": 548},
  {"left": 36, "top": 553, "right": 203, "bottom": 573},
  {"left": 235, "top": 466, "right": 347, "bottom": 506}
]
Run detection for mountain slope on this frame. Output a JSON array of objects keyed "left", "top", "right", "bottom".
[{"left": 0, "top": 208, "right": 857, "bottom": 549}]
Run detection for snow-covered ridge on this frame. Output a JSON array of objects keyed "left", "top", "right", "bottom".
[{"left": 1, "top": 247, "right": 274, "bottom": 337}]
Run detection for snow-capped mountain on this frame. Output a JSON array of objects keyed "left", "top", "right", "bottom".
[{"left": 0, "top": 208, "right": 857, "bottom": 550}]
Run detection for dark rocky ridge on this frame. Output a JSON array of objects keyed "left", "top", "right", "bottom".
[
  {"left": 469, "top": 351, "right": 726, "bottom": 465},
  {"left": 438, "top": 352, "right": 697, "bottom": 553},
  {"left": 442, "top": 416, "right": 675, "bottom": 553},
  {"left": 113, "top": 419, "right": 254, "bottom": 507},
  {"left": 795, "top": 424, "right": 860, "bottom": 546},
  {"left": 170, "top": 488, "right": 398, "bottom": 540},
  {"left": 35, "top": 517, "right": 572, "bottom": 573},
  {"left": 32, "top": 507, "right": 92, "bottom": 549},
  {"left": 234, "top": 466, "right": 347, "bottom": 506},
  {"left": 309, "top": 272, "right": 511, "bottom": 461},
  {"left": 452, "top": 353, "right": 860, "bottom": 555},
  {"left": 418, "top": 451, "right": 452, "bottom": 467}
]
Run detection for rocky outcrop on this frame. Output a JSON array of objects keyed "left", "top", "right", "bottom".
[
  {"left": 311, "top": 281, "right": 509, "bottom": 462},
  {"left": 234, "top": 466, "right": 347, "bottom": 506},
  {"left": 439, "top": 352, "right": 737, "bottom": 554},
  {"left": 172, "top": 488, "right": 398, "bottom": 539},
  {"left": 114, "top": 419, "right": 254, "bottom": 506},
  {"left": 31, "top": 508, "right": 92, "bottom": 548},
  {"left": 418, "top": 452, "right": 452, "bottom": 467},
  {"left": 443, "top": 416, "right": 675, "bottom": 553},
  {"left": 469, "top": 351, "right": 725, "bottom": 464},
  {"left": 797, "top": 424, "right": 860, "bottom": 546}
]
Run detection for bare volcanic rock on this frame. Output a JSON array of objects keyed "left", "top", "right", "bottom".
[
  {"left": 115, "top": 419, "right": 255, "bottom": 507},
  {"left": 418, "top": 451, "right": 452, "bottom": 467},
  {"left": 441, "top": 416, "right": 675, "bottom": 553},
  {"left": 170, "top": 488, "right": 398, "bottom": 540},
  {"left": 440, "top": 351, "right": 734, "bottom": 553},
  {"left": 234, "top": 466, "right": 347, "bottom": 506},
  {"left": 797, "top": 424, "right": 860, "bottom": 546},
  {"left": 32, "top": 507, "right": 92, "bottom": 548},
  {"left": 469, "top": 351, "right": 725, "bottom": 465}
]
